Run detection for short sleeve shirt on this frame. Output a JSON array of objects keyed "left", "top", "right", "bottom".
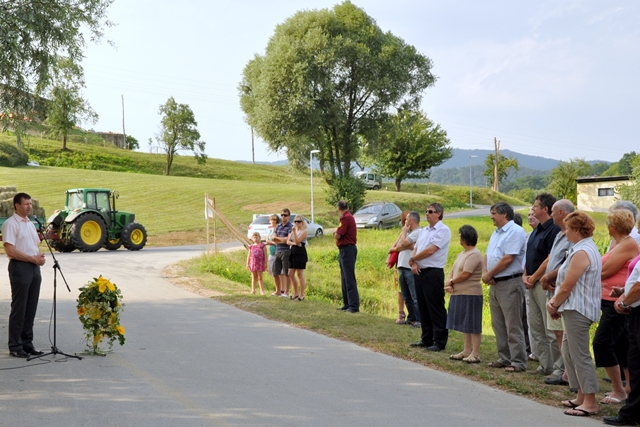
[
  {"left": 1, "top": 213, "right": 41, "bottom": 258},
  {"left": 397, "top": 228, "right": 421, "bottom": 268},
  {"left": 275, "top": 221, "right": 293, "bottom": 252},
  {"left": 414, "top": 221, "right": 451, "bottom": 269},
  {"left": 486, "top": 220, "right": 526, "bottom": 277}
]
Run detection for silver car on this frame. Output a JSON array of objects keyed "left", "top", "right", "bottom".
[
  {"left": 247, "top": 214, "right": 324, "bottom": 241},
  {"left": 353, "top": 202, "right": 402, "bottom": 229}
]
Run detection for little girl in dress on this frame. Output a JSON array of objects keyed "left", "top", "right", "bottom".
[{"left": 246, "top": 232, "right": 267, "bottom": 295}]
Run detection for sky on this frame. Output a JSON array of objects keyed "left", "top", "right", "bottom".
[{"left": 80, "top": 0, "right": 640, "bottom": 164}]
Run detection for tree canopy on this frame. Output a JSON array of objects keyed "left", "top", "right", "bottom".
[
  {"left": 547, "top": 158, "right": 590, "bottom": 204},
  {"left": 156, "top": 97, "right": 206, "bottom": 176},
  {"left": 0, "top": 0, "right": 113, "bottom": 130},
  {"left": 483, "top": 154, "right": 519, "bottom": 192},
  {"left": 617, "top": 153, "right": 640, "bottom": 207},
  {"left": 239, "top": 1, "right": 435, "bottom": 184},
  {"left": 373, "top": 109, "right": 451, "bottom": 191},
  {"left": 45, "top": 58, "right": 98, "bottom": 150}
]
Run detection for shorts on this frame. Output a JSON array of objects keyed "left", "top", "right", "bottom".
[
  {"left": 273, "top": 250, "right": 290, "bottom": 276},
  {"left": 268, "top": 255, "right": 276, "bottom": 276}
]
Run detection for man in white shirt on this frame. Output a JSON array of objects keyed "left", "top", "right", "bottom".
[
  {"left": 408, "top": 203, "right": 451, "bottom": 352},
  {"left": 483, "top": 202, "right": 528, "bottom": 372},
  {"left": 391, "top": 211, "right": 421, "bottom": 326},
  {"left": 1, "top": 193, "right": 46, "bottom": 358}
]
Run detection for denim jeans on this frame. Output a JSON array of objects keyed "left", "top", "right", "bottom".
[{"left": 398, "top": 267, "right": 419, "bottom": 323}]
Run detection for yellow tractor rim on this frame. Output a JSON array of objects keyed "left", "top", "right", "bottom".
[
  {"left": 130, "top": 229, "right": 144, "bottom": 245},
  {"left": 80, "top": 220, "right": 102, "bottom": 245}
]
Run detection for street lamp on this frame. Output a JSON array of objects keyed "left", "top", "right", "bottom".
[
  {"left": 310, "top": 150, "right": 320, "bottom": 223},
  {"left": 469, "top": 155, "right": 477, "bottom": 208}
]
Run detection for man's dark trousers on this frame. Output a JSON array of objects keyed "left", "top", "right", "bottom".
[
  {"left": 339, "top": 244, "right": 359, "bottom": 311},
  {"left": 414, "top": 267, "right": 448, "bottom": 349},
  {"left": 618, "top": 308, "right": 640, "bottom": 423},
  {"left": 8, "top": 260, "right": 41, "bottom": 352}
]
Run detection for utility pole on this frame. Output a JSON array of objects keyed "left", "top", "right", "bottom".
[
  {"left": 122, "top": 95, "right": 127, "bottom": 150},
  {"left": 493, "top": 137, "right": 500, "bottom": 192},
  {"left": 251, "top": 127, "right": 255, "bottom": 164}
]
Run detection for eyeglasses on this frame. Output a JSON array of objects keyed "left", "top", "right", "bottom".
[
  {"left": 294, "top": 220, "right": 302, "bottom": 223},
  {"left": 426, "top": 210, "right": 437, "bottom": 214},
  {"left": 281, "top": 214, "right": 289, "bottom": 217}
]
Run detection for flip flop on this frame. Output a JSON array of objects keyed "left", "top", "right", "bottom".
[
  {"left": 562, "top": 400, "right": 579, "bottom": 408},
  {"left": 564, "top": 408, "right": 598, "bottom": 417},
  {"left": 601, "top": 396, "right": 626, "bottom": 404},
  {"left": 504, "top": 365, "right": 525, "bottom": 372}
]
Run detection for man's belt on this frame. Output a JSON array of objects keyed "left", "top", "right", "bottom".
[{"left": 494, "top": 272, "right": 523, "bottom": 282}]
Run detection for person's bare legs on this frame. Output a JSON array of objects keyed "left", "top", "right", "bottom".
[
  {"left": 296, "top": 270, "right": 306, "bottom": 299},
  {"left": 602, "top": 365, "right": 627, "bottom": 403},
  {"left": 272, "top": 275, "right": 280, "bottom": 295},
  {"left": 251, "top": 271, "right": 257, "bottom": 294},
  {"left": 288, "top": 269, "right": 299, "bottom": 298},
  {"left": 257, "top": 271, "right": 265, "bottom": 295},
  {"left": 471, "top": 333, "right": 481, "bottom": 357}
]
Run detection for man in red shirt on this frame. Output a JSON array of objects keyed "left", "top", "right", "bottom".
[{"left": 334, "top": 200, "right": 359, "bottom": 313}]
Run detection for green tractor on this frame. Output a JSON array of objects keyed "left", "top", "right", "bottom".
[{"left": 46, "top": 188, "right": 147, "bottom": 252}]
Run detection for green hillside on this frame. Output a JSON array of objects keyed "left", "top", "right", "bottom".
[{"left": 1, "top": 131, "right": 525, "bottom": 242}]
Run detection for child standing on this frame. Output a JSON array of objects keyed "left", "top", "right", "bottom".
[{"left": 246, "top": 232, "right": 267, "bottom": 295}]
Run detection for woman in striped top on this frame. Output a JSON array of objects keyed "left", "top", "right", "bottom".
[{"left": 547, "top": 211, "right": 601, "bottom": 418}]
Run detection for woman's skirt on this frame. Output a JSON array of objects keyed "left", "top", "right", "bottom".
[
  {"left": 446, "top": 295, "right": 483, "bottom": 334},
  {"left": 289, "top": 245, "right": 308, "bottom": 269}
]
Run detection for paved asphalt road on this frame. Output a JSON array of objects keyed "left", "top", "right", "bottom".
[{"left": 0, "top": 243, "right": 600, "bottom": 426}]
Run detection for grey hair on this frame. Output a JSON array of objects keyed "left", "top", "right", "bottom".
[
  {"left": 554, "top": 199, "right": 575, "bottom": 215},
  {"left": 408, "top": 211, "right": 420, "bottom": 224},
  {"left": 611, "top": 200, "right": 639, "bottom": 221}
]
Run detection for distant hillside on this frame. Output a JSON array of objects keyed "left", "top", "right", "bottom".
[{"left": 438, "top": 148, "right": 561, "bottom": 171}]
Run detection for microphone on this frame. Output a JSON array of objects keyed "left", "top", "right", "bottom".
[{"left": 29, "top": 215, "right": 44, "bottom": 232}]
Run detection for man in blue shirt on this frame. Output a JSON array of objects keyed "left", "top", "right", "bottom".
[{"left": 483, "top": 202, "right": 527, "bottom": 372}]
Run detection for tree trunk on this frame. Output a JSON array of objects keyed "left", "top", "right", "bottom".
[
  {"left": 165, "top": 151, "right": 173, "bottom": 175},
  {"left": 395, "top": 178, "right": 402, "bottom": 192},
  {"left": 62, "top": 133, "right": 68, "bottom": 150}
]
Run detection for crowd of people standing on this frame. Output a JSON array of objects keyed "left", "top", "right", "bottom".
[{"left": 387, "top": 196, "right": 640, "bottom": 423}]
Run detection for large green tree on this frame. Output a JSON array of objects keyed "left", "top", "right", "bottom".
[
  {"left": 156, "top": 97, "right": 206, "bottom": 176},
  {"left": 547, "top": 158, "right": 590, "bottom": 204},
  {"left": 239, "top": 1, "right": 435, "bottom": 185},
  {"left": 0, "top": 0, "right": 113, "bottom": 131},
  {"left": 483, "top": 154, "right": 519, "bottom": 192},
  {"left": 45, "top": 59, "right": 98, "bottom": 150},
  {"left": 374, "top": 110, "right": 451, "bottom": 191},
  {"left": 617, "top": 153, "right": 640, "bottom": 207}
]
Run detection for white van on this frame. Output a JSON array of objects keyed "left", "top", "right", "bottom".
[{"left": 355, "top": 171, "right": 382, "bottom": 190}]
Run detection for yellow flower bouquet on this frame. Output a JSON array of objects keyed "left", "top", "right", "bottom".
[{"left": 76, "top": 276, "right": 125, "bottom": 355}]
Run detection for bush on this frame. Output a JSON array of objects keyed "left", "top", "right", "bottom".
[
  {"left": 325, "top": 175, "right": 366, "bottom": 213},
  {"left": 0, "top": 141, "right": 29, "bottom": 167}
]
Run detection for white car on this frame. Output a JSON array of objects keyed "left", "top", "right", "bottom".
[{"left": 247, "top": 214, "right": 324, "bottom": 241}]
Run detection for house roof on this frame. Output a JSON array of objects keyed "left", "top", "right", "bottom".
[{"left": 576, "top": 175, "right": 631, "bottom": 184}]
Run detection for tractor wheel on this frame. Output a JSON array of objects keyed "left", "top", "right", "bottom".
[
  {"left": 70, "top": 213, "right": 107, "bottom": 252},
  {"left": 104, "top": 238, "right": 122, "bottom": 251},
  {"left": 122, "top": 223, "right": 147, "bottom": 251},
  {"left": 51, "top": 240, "right": 75, "bottom": 253},
  {"left": 46, "top": 224, "right": 75, "bottom": 252}
]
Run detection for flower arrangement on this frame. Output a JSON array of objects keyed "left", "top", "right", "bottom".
[{"left": 76, "top": 275, "right": 125, "bottom": 354}]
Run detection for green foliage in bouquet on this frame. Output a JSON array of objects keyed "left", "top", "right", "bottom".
[{"left": 77, "top": 276, "right": 125, "bottom": 354}]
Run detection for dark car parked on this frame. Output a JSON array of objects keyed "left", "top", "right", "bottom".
[{"left": 353, "top": 202, "right": 402, "bottom": 229}]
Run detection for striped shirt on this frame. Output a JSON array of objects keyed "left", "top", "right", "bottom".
[{"left": 555, "top": 237, "right": 602, "bottom": 322}]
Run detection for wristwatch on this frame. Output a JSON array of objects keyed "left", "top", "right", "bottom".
[
  {"left": 620, "top": 301, "right": 630, "bottom": 309},
  {"left": 409, "top": 257, "right": 414, "bottom": 263}
]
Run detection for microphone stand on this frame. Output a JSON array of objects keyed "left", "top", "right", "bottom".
[{"left": 28, "top": 217, "right": 82, "bottom": 361}]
